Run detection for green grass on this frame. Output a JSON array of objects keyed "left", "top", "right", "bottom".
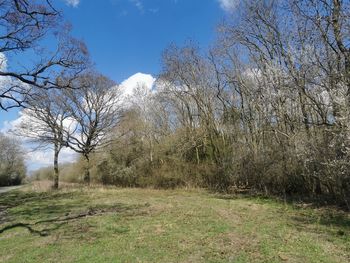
[{"left": 0, "top": 185, "right": 349, "bottom": 263}]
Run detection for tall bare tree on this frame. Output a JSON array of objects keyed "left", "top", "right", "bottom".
[
  {"left": 63, "top": 72, "right": 123, "bottom": 184},
  {"left": 15, "top": 89, "right": 73, "bottom": 189}
]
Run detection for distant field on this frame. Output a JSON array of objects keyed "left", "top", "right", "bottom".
[{"left": 0, "top": 183, "right": 349, "bottom": 263}]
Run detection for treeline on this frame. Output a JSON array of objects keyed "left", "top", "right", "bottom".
[
  {"left": 30, "top": 162, "right": 82, "bottom": 183},
  {"left": 69, "top": 0, "right": 349, "bottom": 208}
]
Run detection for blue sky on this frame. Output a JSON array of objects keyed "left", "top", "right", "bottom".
[
  {"left": 0, "top": 0, "right": 236, "bottom": 170},
  {"left": 57, "top": 0, "right": 231, "bottom": 81}
]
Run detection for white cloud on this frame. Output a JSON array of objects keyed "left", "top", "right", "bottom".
[
  {"left": 0, "top": 53, "right": 32, "bottom": 110},
  {"left": 65, "top": 0, "right": 80, "bottom": 7},
  {"left": 129, "top": 0, "right": 144, "bottom": 12},
  {"left": 120, "top": 72, "right": 156, "bottom": 97},
  {"left": 0, "top": 53, "right": 7, "bottom": 71},
  {"left": 26, "top": 147, "right": 77, "bottom": 171},
  {"left": 1, "top": 111, "right": 25, "bottom": 134},
  {"left": 1, "top": 109, "right": 77, "bottom": 136},
  {"left": 1, "top": 110, "right": 78, "bottom": 171},
  {"left": 217, "top": 0, "right": 239, "bottom": 12},
  {"left": 113, "top": 1, "right": 159, "bottom": 15},
  {"left": 0, "top": 52, "right": 11, "bottom": 99}
]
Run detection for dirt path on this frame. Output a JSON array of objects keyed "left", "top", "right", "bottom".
[{"left": 0, "top": 185, "right": 23, "bottom": 194}]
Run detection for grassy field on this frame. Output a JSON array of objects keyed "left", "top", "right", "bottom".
[{"left": 0, "top": 183, "right": 349, "bottom": 263}]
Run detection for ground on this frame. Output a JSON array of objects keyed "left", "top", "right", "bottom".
[
  {"left": 0, "top": 186, "right": 23, "bottom": 194},
  {"left": 0, "top": 183, "right": 349, "bottom": 263}
]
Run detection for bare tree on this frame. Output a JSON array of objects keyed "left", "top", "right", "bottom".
[
  {"left": 15, "top": 89, "right": 73, "bottom": 189},
  {"left": 63, "top": 72, "right": 123, "bottom": 184},
  {"left": 0, "top": 0, "right": 89, "bottom": 110}
]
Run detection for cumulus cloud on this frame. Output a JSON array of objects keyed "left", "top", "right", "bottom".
[
  {"left": 1, "top": 112, "right": 24, "bottom": 134},
  {"left": 120, "top": 72, "right": 156, "bottom": 97},
  {"left": 217, "top": 0, "right": 240, "bottom": 12},
  {"left": 1, "top": 109, "right": 77, "bottom": 136},
  {"left": 65, "top": 0, "right": 80, "bottom": 7}
]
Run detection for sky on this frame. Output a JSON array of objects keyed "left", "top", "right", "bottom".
[
  {"left": 0, "top": 0, "right": 238, "bottom": 171},
  {"left": 59, "top": 0, "right": 234, "bottom": 80}
]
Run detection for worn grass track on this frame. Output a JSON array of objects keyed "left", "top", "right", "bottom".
[{"left": 0, "top": 184, "right": 349, "bottom": 262}]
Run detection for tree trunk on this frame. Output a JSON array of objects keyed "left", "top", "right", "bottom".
[
  {"left": 150, "top": 138, "right": 153, "bottom": 163},
  {"left": 84, "top": 155, "right": 91, "bottom": 185},
  {"left": 53, "top": 144, "right": 59, "bottom": 189},
  {"left": 196, "top": 146, "right": 200, "bottom": 165}
]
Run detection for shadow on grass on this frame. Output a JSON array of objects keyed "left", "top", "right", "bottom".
[
  {"left": 0, "top": 190, "right": 87, "bottom": 223},
  {"left": 0, "top": 191, "right": 81, "bottom": 236},
  {"left": 0, "top": 190, "right": 149, "bottom": 237},
  {"left": 0, "top": 222, "right": 65, "bottom": 236},
  {"left": 290, "top": 208, "right": 350, "bottom": 235},
  {"left": 211, "top": 192, "right": 350, "bottom": 232},
  {"left": 0, "top": 190, "right": 82, "bottom": 210}
]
